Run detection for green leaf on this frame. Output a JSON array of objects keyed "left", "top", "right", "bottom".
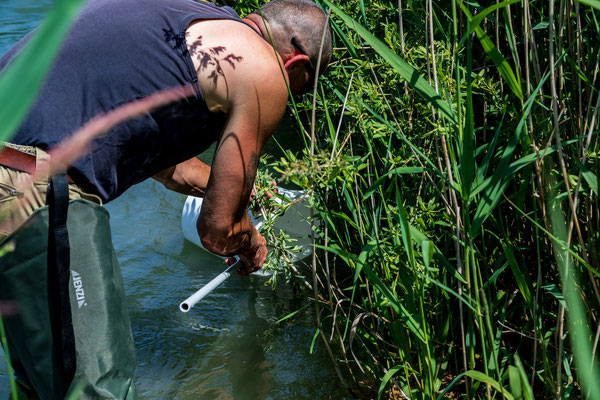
[
  {"left": 0, "top": 0, "right": 86, "bottom": 143},
  {"left": 362, "top": 265, "right": 426, "bottom": 343},
  {"left": 542, "top": 283, "right": 568, "bottom": 310},
  {"left": 378, "top": 365, "right": 402, "bottom": 400},
  {"left": 358, "top": 0, "right": 367, "bottom": 25},
  {"left": 501, "top": 242, "right": 533, "bottom": 308},
  {"left": 437, "top": 370, "right": 515, "bottom": 400},
  {"left": 469, "top": 69, "right": 551, "bottom": 236},
  {"left": 507, "top": 198, "right": 599, "bottom": 278},
  {"left": 355, "top": 97, "right": 454, "bottom": 188},
  {"left": 457, "top": 0, "right": 523, "bottom": 100},
  {"left": 330, "top": 210, "right": 359, "bottom": 229},
  {"left": 421, "top": 240, "right": 433, "bottom": 270},
  {"left": 325, "top": 0, "right": 456, "bottom": 124},
  {"left": 329, "top": 19, "right": 359, "bottom": 58},
  {"left": 576, "top": 0, "right": 600, "bottom": 11},
  {"left": 309, "top": 328, "right": 320, "bottom": 354},
  {"left": 508, "top": 366, "right": 523, "bottom": 400},
  {"left": 514, "top": 355, "right": 535, "bottom": 400},
  {"left": 575, "top": 159, "right": 599, "bottom": 193},
  {"left": 462, "top": 31, "right": 475, "bottom": 198},
  {"left": 0, "top": 241, "right": 15, "bottom": 258},
  {"left": 275, "top": 303, "right": 311, "bottom": 324},
  {"left": 395, "top": 186, "right": 415, "bottom": 269},
  {"left": 416, "top": 271, "right": 478, "bottom": 313},
  {"left": 471, "top": 134, "right": 593, "bottom": 199},
  {"left": 410, "top": 225, "right": 466, "bottom": 283},
  {"left": 364, "top": 167, "right": 426, "bottom": 198},
  {"left": 565, "top": 54, "right": 595, "bottom": 89}
]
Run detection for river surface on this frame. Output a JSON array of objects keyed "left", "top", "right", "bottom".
[{"left": 0, "top": 1, "right": 343, "bottom": 398}]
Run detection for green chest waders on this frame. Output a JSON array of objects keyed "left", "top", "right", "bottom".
[{"left": 0, "top": 175, "right": 137, "bottom": 399}]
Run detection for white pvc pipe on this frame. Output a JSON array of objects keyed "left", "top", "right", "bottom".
[
  {"left": 179, "top": 188, "right": 307, "bottom": 312},
  {"left": 179, "top": 258, "right": 241, "bottom": 312}
]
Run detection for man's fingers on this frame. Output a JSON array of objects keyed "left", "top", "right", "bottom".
[
  {"left": 236, "top": 266, "right": 260, "bottom": 276},
  {"left": 224, "top": 257, "right": 237, "bottom": 266}
]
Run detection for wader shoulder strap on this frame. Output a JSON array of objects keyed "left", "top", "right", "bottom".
[{"left": 47, "top": 173, "right": 77, "bottom": 397}]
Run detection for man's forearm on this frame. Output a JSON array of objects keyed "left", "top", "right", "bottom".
[
  {"left": 197, "top": 210, "right": 259, "bottom": 256},
  {"left": 153, "top": 157, "right": 211, "bottom": 196}
]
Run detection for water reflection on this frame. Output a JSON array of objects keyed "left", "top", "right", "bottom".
[{"left": 104, "top": 180, "right": 341, "bottom": 399}]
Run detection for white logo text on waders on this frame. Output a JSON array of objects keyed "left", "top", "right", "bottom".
[{"left": 71, "top": 270, "right": 87, "bottom": 308}]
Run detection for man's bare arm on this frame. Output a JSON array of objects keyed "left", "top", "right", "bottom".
[
  {"left": 193, "top": 43, "right": 289, "bottom": 271},
  {"left": 153, "top": 157, "right": 211, "bottom": 197}
]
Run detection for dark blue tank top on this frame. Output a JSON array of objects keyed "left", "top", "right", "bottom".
[{"left": 0, "top": 0, "right": 248, "bottom": 202}]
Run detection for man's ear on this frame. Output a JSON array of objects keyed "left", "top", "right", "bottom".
[{"left": 284, "top": 54, "right": 310, "bottom": 71}]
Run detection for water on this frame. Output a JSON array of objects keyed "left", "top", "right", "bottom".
[{"left": 0, "top": 2, "right": 343, "bottom": 398}]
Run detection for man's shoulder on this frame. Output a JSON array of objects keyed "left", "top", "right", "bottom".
[
  {"left": 186, "top": 19, "right": 282, "bottom": 75},
  {"left": 186, "top": 19, "right": 288, "bottom": 112}
]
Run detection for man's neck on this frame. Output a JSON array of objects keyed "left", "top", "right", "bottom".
[{"left": 242, "top": 14, "right": 265, "bottom": 38}]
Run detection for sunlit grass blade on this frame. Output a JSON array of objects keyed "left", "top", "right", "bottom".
[
  {"left": 550, "top": 200, "right": 600, "bottom": 398},
  {"left": 469, "top": 0, "right": 521, "bottom": 33},
  {"left": 0, "top": 0, "right": 86, "bottom": 142},
  {"left": 378, "top": 365, "right": 402, "bottom": 400},
  {"left": 471, "top": 133, "right": 595, "bottom": 199},
  {"left": 508, "top": 366, "right": 522, "bottom": 400},
  {"left": 355, "top": 96, "right": 454, "bottom": 187},
  {"left": 409, "top": 225, "right": 467, "bottom": 283},
  {"left": 437, "top": 370, "right": 515, "bottom": 400},
  {"left": 514, "top": 355, "right": 534, "bottom": 400},
  {"left": 364, "top": 167, "right": 426, "bottom": 198},
  {"left": 469, "top": 70, "right": 550, "bottom": 236},
  {"left": 329, "top": 19, "right": 359, "bottom": 59},
  {"left": 457, "top": 0, "right": 523, "bottom": 101},
  {"left": 576, "top": 0, "right": 600, "bottom": 10}
]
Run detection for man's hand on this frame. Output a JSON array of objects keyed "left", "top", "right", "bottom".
[
  {"left": 225, "top": 230, "right": 267, "bottom": 275},
  {"left": 238, "top": 230, "right": 267, "bottom": 275}
]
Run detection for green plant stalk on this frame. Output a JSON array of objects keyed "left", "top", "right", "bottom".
[
  {"left": 0, "top": 0, "right": 86, "bottom": 143},
  {"left": 0, "top": 315, "right": 17, "bottom": 400},
  {"left": 450, "top": 0, "right": 470, "bottom": 395},
  {"left": 550, "top": 205, "right": 600, "bottom": 398}
]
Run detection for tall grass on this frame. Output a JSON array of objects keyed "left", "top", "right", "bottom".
[{"left": 271, "top": 0, "right": 600, "bottom": 398}]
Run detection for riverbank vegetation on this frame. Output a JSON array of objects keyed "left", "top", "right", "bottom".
[{"left": 244, "top": 0, "right": 600, "bottom": 398}]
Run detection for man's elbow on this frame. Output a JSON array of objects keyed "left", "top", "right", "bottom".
[
  {"left": 199, "top": 234, "right": 227, "bottom": 256},
  {"left": 197, "top": 220, "right": 229, "bottom": 256}
]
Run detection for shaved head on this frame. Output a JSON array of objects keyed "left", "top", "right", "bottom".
[{"left": 258, "top": 0, "right": 333, "bottom": 76}]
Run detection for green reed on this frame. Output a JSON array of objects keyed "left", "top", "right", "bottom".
[{"left": 272, "top": 0, "right": 600, "bottom": 398}]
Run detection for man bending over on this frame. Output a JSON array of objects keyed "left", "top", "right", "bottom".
[{"left": 0, "top": 0, "right": 332, "bottom": 398}]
